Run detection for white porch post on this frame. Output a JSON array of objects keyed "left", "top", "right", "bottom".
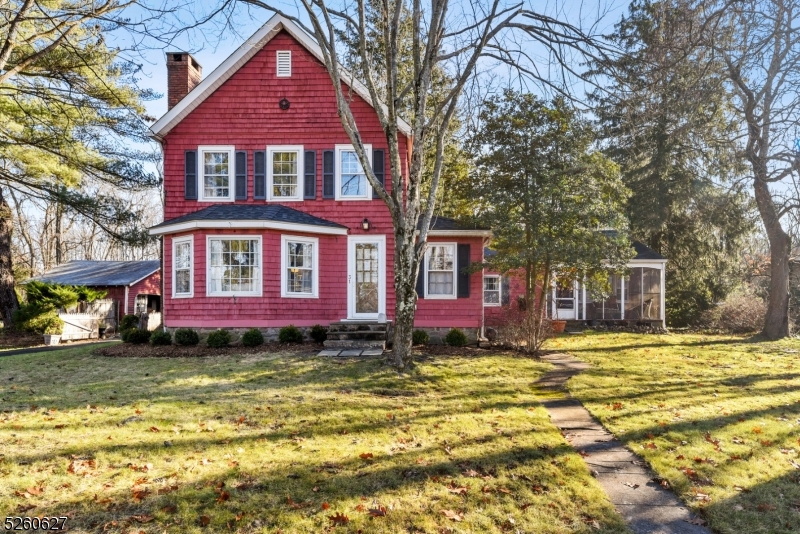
[
  {"left": 621, "top": 275, "right": 625, "bottom": 320},
  {"left": 661, "top": 264, "right": 666, "bottom": 327}
]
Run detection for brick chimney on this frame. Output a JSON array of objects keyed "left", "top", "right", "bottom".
[{"left": 166, "top": 52, "right": 202, "bottom": 110}]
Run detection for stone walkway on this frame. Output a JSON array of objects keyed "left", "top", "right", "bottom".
[
  {"left": 537, "top": 353, "right": 711, "bottom": 534},
  {"left": 317, "top": 348, "right": 384, "bottom": 357}
]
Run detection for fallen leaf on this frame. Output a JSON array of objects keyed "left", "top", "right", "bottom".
[
  {"left": 199, "top": 515, "right": 211, "bottom": 526},
  {"left": 131, "top": 515, "right": 154, "bottom": 523},
  {"left": 623, "top": 482, "right": 640, "bottom": 489},
  {"left": 359, "top": 452, "right": 374, "bottom": 460},
  {"left": 757, "top": 503, "right": 777, "bottom": 511},
  {"left": 441, "top": 509, "right": 464, "bottom": 522},
  {"left": 686, "top": 517, "right": 707, "bottom": 525},
  {"left": 149, "top": 426, "right": 160, "bottom": 432},
  {"left": 161, "top": 505, "right": 177, "bottom": 514},
  {"left": 328, "top": 512, "right": 350, "bottom": 525},
  {"left": 322, "top": 502, "right": 330, "bottom": 510},
  {"left": 216, "top": 491, "right": 230, "bottom": 503},
  {"left": 25, "top": 487, "right": 43, "bottom": 496},
  {"left": 752, "top": 426, "right": 763, "bottom": 434},
  {"left": 368, "top": 505, "right": 388, "bottom": 517}
]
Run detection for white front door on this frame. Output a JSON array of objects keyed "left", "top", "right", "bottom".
[{"left": 347, "top": 236, "right": 386, "bottom": 320}]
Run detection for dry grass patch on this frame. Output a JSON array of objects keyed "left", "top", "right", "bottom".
[
  {"left": 554, "top": 332, "right": 800, "bottom": 534},
  {"left": 0, "top": 344, "right": 627, "bottom": 533}
]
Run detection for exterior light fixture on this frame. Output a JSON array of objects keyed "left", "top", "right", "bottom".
[{"left": 361, "top": 218, "right": 370, "bottom": 231}]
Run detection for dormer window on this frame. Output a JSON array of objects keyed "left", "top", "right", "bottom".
[{"left": 277, "top": 50, "right": 291, "bottom": 77}]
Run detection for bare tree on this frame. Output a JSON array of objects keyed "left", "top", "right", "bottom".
[
  {"left": 179, "top": 0, "right": 606, "bottom": 369},
  {"left": 700, "top": 0, "right": 800, "bottom": 338}
]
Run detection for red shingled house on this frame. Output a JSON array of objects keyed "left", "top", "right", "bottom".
[{"left": 148, "top": 14, "right": 492, "bottom": 343}]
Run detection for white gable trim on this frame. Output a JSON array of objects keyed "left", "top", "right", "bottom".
[{"left": 151, "top": 13, "right": 413, "bottom": 139}]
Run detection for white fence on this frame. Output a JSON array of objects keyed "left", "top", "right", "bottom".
[{"left": 58, "top": 299, "right": 117, "bottom": 340}]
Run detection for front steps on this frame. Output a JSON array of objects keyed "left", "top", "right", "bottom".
[{"left": 323, "top": 321, "right": 389, "bottom": 350}]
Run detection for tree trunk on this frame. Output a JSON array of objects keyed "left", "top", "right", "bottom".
[
  {"left": 391, "top": 226, "right": 419, "bottom": 370},
  {"left": 753, "top": 176, "right": 791, "bottom": 338},
  {"left": 0, "top": 189, "right": 19, "bottom": 326}
]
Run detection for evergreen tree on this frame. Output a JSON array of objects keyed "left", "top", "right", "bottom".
[
  {"left": 0, "top": 0, "right": 158, "bottom": 325},
  {"left": 590, "top": 0, "right": 755, "bottom": 326}
]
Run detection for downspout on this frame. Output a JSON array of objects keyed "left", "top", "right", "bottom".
[{"left": 124, "top": 286, "right": 129, "bottom": 315}]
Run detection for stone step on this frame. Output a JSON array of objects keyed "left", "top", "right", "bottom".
[
  {"left": 323, "top": 339, "right": 386, "bottom": 349},
  {"left": 328, "top": 324, "right": 389, "bottom": 333},
  {"left": 325, "top": 332, "right": 387, "bottom": 341}
]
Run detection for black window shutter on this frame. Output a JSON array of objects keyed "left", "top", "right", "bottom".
[
  {"left": 322, "top": 150, "right": 335, "bottom": 198},
  {"left": 457, "top": 244, "right": 471, "bottom": 298},
  {"left": 304, "top": 150, "right": 316, "bottom": 199},
  {"left": 416, "top": 256, "right": 426, "bottom": 299},
  {"left": 501, "top": 276, "right": 510, "bottom": 306},
  {"left": 372, "top": 149, "right": 385, "bottom": 199},
  {"left": 253, "top": 151, "right": 266, "bottom": 200},
  {"left": 184, "top": 150, "right": 197, "bottom": 200},
  {"left": 235, "top": 150, "right": 247, "bottom": 200}
]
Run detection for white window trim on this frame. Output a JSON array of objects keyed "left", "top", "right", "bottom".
[
  {"left": 198, "top": 145, "right": 235, "bottom": 202},
  {"left": 280, "top": 235, "right": 319, "bottom": 298},
  {"left": 335, "top": 144, "right": 372, "bottom": 200},
  {"left": 483, "top": 275, "right": 501, "bottom": 307},
  {"left": 172, "top": 236, "right": 194, "bottom": 298},
  {"left": 424, "top": 242, "right": 457, "bottom": 299},
  {"left": 205, "top": 235, "right": 263, "bottom": 297},
  {"left": 267, "top": 145, "right": 304, "bottom": 202},
  {"left": 276, "top": 50, "right": 291, "bottom": 77}
]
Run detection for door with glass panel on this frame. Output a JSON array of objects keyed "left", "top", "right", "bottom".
[{"left": 347, "top": 236, "right": 385, "bottom": 319}]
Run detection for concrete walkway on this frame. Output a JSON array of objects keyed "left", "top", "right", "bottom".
[
  {"left": 537, "top": 353, "right": 711, "bottom": 534},
  {"left": 317, "top": 348, "right": 384, "bottom": 357}
]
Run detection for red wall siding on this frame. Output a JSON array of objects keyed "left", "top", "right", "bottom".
[
  {"left": 484, "top": 268, "right": 528, "bottom": 322},
  {"left": 164, "top": 229, "right": 355, "bottom": 327},
  {"left": 159, "top": 29, "right": 486, "bottom": 329},
  {"left": 128, "top": 272, "right": 162, "bottom": 314},
  {"left": 413, "top": 237, "right": 484, "bottom": 328}
]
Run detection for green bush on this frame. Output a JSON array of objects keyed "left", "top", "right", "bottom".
[
  {"left": 278, "top": 325, "right": 304, "bottom": 344},
  {"left": 14, "top": 280, "right": 107, "bottom": 334},
  {"left": 120, "top": 314, "right": 140, "bottom": 331},
  {"left": 15, "top": 306, "right": 63, "bottom": 334},
  {"left": 412, "top": 329, "right": 430, "bottom": 345},
  {"left": 125, "top": 328, "right": 151, "bottom": 344},
  {"left": 444, "top": 328, "right": 469, "bottom": 347},
  {"left": 150, "top": 330, "right": 172, "bottom": 346},
  {"left": 309, "top": 324, "right": 327, "bottom": 343},
  {"left": 241, "top": 328, "right": 264, "bottom": 347},
  {"left": 206, "top": 329, "right": 231, "bottom": 348},
  {"left": 174, "top": 328, "right": 200, "bottom": 346}
]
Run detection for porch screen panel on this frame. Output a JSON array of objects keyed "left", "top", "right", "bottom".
[
  {"left": 625, "top": 268, "right": 643, "bottom": 320},
  {"left": 642, "top": 267, "right": 661, "bottom": 319},
  {"left": 602, "top": 274, "right": 623, "bottom": 320}
]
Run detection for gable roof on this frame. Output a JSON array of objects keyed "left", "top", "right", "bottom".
[
  {"left": 149, "top": 204, "right": 348, "bottom": 236},
  {"left": 151, "top": 13, "right": 413, "bottom": 139},
  {"left": 33, "top": 260, "right": 160, "bottom": 287},
  {"left": 421, "top": 216, "right": 492, "bottom": 237}
]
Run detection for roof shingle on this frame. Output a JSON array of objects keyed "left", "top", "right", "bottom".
[
  {"left": 150, "top": 204, "right": 347, "bottom": 231},
  {"left": 32, "top": 260, "right": 160, "bottom": 287}
]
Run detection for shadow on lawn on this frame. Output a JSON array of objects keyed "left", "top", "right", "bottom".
[{"left": 564, "top": 335, "right": 765, "bottom": 354}]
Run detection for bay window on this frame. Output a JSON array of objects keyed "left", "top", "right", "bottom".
[
  {"left": 173, "top": 236, "right": 193, "bottom": 297},
  {"left": 207, "top": 237, "right": 261, "bottom": 296},
  {"left": 281, "top": 236, "right": 318, "bottom": 298}
]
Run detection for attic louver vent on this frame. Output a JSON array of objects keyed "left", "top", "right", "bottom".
[{"left": 276, "top": 50, "right": 291, "bottom": 77}]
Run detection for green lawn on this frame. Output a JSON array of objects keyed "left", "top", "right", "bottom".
[
  {"left": 554, "top": 332, "right": 800, "bottom": 534},
  {"left": 0, "top": 344, "right": 627, "bottom": 533}
]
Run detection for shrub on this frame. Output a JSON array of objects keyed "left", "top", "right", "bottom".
[
  {"left": 125, "top": 328, "right": 151, "bottom": 344},
  {"left": 241, "top": 328, "right": 264, "bottom": 347},
  {"left": 120, "top": 314, "right": 140, "bottom": 331},
  {"left": 278, "top": 324, "right": 304, "bottom": 344},
  {"left": 444, "top": 328, "right": 469, "bottom": 347},
  {"left": 309, "top": 324, "right": 327, "bottom": 343},
  {"left": 174, "top": 328, "right": 200, "bottom": 346},
  {"left": 207, "top": 329, "right": 231, "bottom": 348},
  {"left": 412, "top": 329, "right": 430, "bottom": 345},
  {"left": 150, "top": 330, "right": 172, "bottom": 346},
  {"left": 700, "top": 288, "right": 766, "bottom": 333},
  {"left": 15, "top": 307, "right": 63, "bottom": 334}
]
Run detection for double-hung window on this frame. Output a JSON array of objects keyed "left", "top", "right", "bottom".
[
  {"left": 268, "top": 146, "right": 304, "bottom": 201},
  {"left": 335, "top": 144, "right": 372, "bottom": 199},
  {"left": 281, "top": 236, "right": 318, "bottom": 298},
  {"left": 199, "top": 146, "right": 235, "bottom": 201},
  {"left": 173, "top": 236, "right": 193, "bottom": 297},
  {"left": 425, "top": 243, "right": 456, "bottom": 298},
  {"left": 207, "top": 237, "right": 261, "bottom": 296},
  {"left": 484, "top": 275, "right": 501, "bottom": 306}
]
